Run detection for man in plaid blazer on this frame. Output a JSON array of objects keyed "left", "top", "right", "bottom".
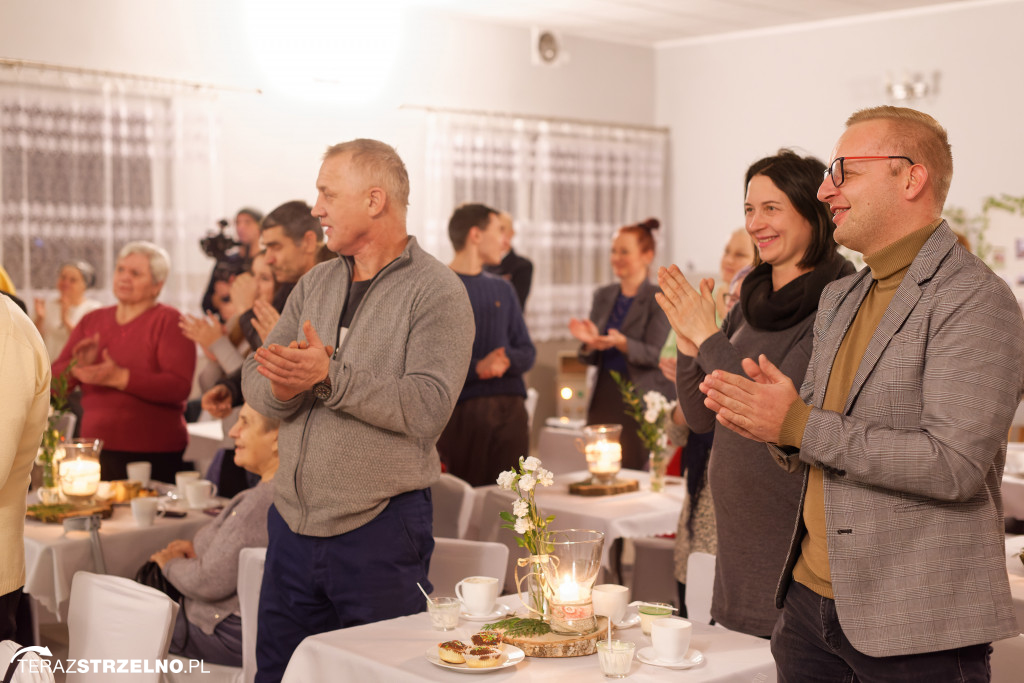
[{"left": 692, "top": 106, "right": 1024, "bottom": 681}]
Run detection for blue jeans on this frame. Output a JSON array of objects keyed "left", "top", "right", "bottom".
[
  {"left": 254, "top": 491, "right": 434, "bottom": 683},
  {"left": 771, "top": 581, "right": 992, "bottom": 683}
]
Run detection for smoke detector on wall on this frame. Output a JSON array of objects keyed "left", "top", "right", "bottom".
[{"left": 532, "top": 27, "right": 568, "bottom": 67}]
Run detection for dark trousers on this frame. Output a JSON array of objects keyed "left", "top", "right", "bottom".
[
  {"left": 772, "top": 581, "right": 992, "bottom": 683},
  {"left": 436, "top": 394, "right": 529, "bottom": 487},
  {"left": 0, "top": 589, "right": 19, "bottom": 643},
  {"left": 254, "top": 491, "right": 434, "bottom": 683}
]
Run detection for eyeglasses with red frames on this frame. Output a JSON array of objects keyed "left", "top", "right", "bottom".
[{"left": 824, "top": 156, "right": 915, "bottom": 188}]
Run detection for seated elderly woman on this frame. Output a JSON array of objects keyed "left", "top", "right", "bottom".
[
  {"left": 150, "top": 402, "right": 278, "bottom": 666},
  {"left": 52, "top": 241, "right": 196, "bottom": 482}
]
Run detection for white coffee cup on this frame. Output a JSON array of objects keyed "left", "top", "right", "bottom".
[
  {"left": 651, "top": 617, "right": 693, "bottom": 664},
  {"left": 185, "top": 480, "right": 218, "bottom": 509},
  {"left": 131, "top": 497, "right": 160, "bottom": 528},
  {"left": 175, "top": 471, "right": 201, "bottom": 499},
  {"left": 125, "top": 461, "right": 152, "bottom": 486},
  {"left": 455, "top": 576, "right": 500, "bottom": 616},
  {"left": 591, "top": 584, "right": 630, "bottom": 625}
]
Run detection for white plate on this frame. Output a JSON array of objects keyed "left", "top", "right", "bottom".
[
  {"left": 460, "top": 604, "right": 512, "bottom": 622},
  {"left": 425, "top": 644, "right": 524, "bottom": 673},
  {"left": 637, "top": 646, "right": 704, "bottom": 670},
  {"left": 614, "top": 613, "right": 641, "bottom": 629}
]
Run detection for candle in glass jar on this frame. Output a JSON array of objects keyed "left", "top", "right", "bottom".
[
  {"left": 60, "top": 459, "right": 101, "bottom": 496},
  {"left": 557, "top": 575, "right": 581, "bottom": 602},
  {"left": 587, "top": 441, "right": 622, "bottom": 474}
]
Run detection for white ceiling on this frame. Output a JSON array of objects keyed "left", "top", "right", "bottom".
[{"left": 416, "top": 0, "right": 981, "bottom": 46}]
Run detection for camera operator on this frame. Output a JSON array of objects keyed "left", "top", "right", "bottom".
[{"left": 200, "top": 208, "right": 263, "bottom": 321}]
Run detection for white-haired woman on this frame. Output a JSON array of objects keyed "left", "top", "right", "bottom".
[
  {"left": 33, "top": 260, "right": 103, "bottom": 360},
  {"left": 52, "top": 241, "right": 196, "bottom": 482}
]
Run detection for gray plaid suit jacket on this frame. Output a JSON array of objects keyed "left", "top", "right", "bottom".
[{"left": 769, "top": 222, "right": 1024, "bottom": 657}]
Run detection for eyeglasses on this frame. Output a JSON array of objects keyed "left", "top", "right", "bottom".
[{"left": 824, "top": 156, "right": 915, "bottom": 188}]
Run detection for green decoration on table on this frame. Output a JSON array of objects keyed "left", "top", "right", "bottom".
[
  {"left": 37, "top": 361, "right": 77, "bottom": 490},
  {"left": 483, "top": 616, "right": 552, "bottom": 638},
  {"left": 609, "top": 370, "right": 676, "bottom": 491}
]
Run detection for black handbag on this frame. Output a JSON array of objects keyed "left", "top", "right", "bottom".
[
  {"left": 134, "top": 560, "right": 183, "bottom": 603},
  {"left": 133, "top": 560, "right": 189, "bottom": 649}
]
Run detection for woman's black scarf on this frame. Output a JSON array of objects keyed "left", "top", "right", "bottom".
[{"left": 739, "top": 251, "right": 855, "bottom": 331}]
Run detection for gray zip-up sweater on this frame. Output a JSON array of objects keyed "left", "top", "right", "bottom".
[{"left": 242, "top": 236, "right": 475, "bottom": 537}]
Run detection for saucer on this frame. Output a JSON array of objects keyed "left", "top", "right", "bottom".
[
  {"left": 614, "top": 613, "right": 641, "bottom": 629},
  {"left": 460, "top": 604, "right": 512, "bottom": 622},
  {"left": 637, "top": 646, "right": 704, "bottom": 669}
]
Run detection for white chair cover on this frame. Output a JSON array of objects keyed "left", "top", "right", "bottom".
[
  {"left": 430, "top": 473, "right": 475, "bottom": 539},
  {"left": 685, "top": 551, "right": 716, "bottom": 626},
  {"left": 66, "top": 571, "right": 178, "bottom": 683},
  {"left": 237, "top": 547, "right": 266, "bottom": 683},
  {"left": 0, "top": 640, "right": 56, "bottom": 683},
  {"left": 164, "top": 547, "right": 266, "bottom": 683},
  {"left": 428, "top": 538, "right": 509, "bottom": 597},
  {"left": 629, "top": 536, "right": 677, "bottom": 606},
  {"left": 475, "top": 488, "right": 522, "bottom": 594}
]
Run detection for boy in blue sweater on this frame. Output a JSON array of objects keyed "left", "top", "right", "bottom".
[{"left": 437, "top": 203, "right": 536, "bottom": 486}]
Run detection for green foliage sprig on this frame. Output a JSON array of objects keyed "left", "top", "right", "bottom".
[
  {"left": 483, "top": 617, "right": 552, "bottom": 638},
  {"left": 609, "top": 370, "right": 675, "bottom": 458}
]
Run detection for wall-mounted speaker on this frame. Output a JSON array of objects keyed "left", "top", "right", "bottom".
[{"left": 532, "top": 27, "right": 568, "bottom": 67}]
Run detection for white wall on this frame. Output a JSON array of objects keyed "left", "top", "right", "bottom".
[
  {"left": 0, "top": 0, "right": 655, "bottom": 244},
  {"left": 655, "top": 0, "right": 1024, "bottom": 274}
]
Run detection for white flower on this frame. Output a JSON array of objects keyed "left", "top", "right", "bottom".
[
  {"left": 522, "top": 456, "right": 542, "bottom": 472},
  {"left": 518, "top": 473, "right": 537, "bottom": 492},
  {"left": 657, "top": 433, "right": 669, "bottom": 450},
  {"left": 513, "top": 499, "right": 530, "bottom": 518},
  {"left": 644, "top": 407, "right": 659, "bottom": 424},
  {"left": 644, "top": 391, "right": 668, "bottom": 413},
  {"left": 514, "top": 516, "right": 535, "bottom": 534},
  {"left": 496, "top": 470, "right": 516, "bottom": 490},
  {"left": 535, "top": 468, "right": 554, "bottom": 487}
]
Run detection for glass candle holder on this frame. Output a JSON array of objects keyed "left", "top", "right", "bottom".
[
  {"left": 541, "top": 529, "right": 605, "bottom": 635},
  {"left": 58, "top": 438, "right": 103, "bottom": 503},
  {"left": 580, "top": 424, "right": 623, "bottom": 485}
]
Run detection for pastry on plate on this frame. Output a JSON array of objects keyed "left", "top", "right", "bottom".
[
  {"left": 470, "top": 631, "right": 503, "bottom": 650},
  {"left": 464, "top": 646, "right": 504, "bottom": 668},
  {"left": 438, "top": 640, "right": 468, "bottom": 664}
]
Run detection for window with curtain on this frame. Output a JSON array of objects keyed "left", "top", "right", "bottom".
[
  {"left": 0, "top": 76, "right": 220, "bottom": 314},
  {"left": 423, "top": 111, "right": 668, "bottom": 342}
]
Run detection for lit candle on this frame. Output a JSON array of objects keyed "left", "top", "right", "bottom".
[
  {"left": 557, "top": 575, "right": 581, "bottom": 602},
  {"left": 60, "top": 459, "right": 101, "bottom": 497},
  {"left": 587, "top": 441, "right": 622, "bottom": 474}
]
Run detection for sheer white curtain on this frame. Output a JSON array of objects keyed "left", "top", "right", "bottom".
[
  {"left": 0, "top": 74, "right": 219, "bottom": 314},
  {"left": 424, "top": 111, "right": 667, "bottom": 341}
]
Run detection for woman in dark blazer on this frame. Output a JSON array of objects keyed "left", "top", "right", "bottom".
[{"left": 569, "top": 218, "right": 674, "bottom": 470}]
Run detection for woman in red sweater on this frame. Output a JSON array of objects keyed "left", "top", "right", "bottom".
[{"left": 52, "top": 242, "right": 196, "bottom": 483}]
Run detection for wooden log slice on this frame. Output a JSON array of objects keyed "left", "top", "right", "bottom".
[
  {"left": 568, "top": 479, "right": 639, "bottom": 496},
  {"left": 495, "top": 616, "right": 608, "bottom": 657}
]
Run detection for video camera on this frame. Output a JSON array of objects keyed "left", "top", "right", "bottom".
[{"left": 200, "top": 219, "right": 247, "bottom": 282}]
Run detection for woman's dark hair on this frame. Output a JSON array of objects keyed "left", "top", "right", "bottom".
[
  {"left": 617, "top": 218, "right": 660, "bottom": 254},
  {"left": 744, "top": 149, "right": 836, "bottom": 269}
]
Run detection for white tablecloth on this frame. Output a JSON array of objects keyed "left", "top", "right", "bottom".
[
  {"left": 24, "top": 501, "right": 210, "bottom": 617},
  {"left": 468, "top": 470, "right": 684, "bottom": 591},
  {"left": 281, "top": 596, "right": 775, "bottom": 683},
  {"left": 1005, "top": 475, "right": 1024, "bottom": 520},
  {"left": 185, "top": 419, "right": 227, "bottom": 478}
]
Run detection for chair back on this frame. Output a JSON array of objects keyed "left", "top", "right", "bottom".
[
  {"left": 475, "top": 488, "right": 522, "bottom": 593},
  {"left": 428, "top": 538, "right": 509, "bottom": 597},
  {"left": 430, "top": 473, "right": 475, "bottom": 539},
  {"left": 66, "top": 572, "right": 178, "bottom": 683},
  {"left": 685, "top": 551, "right": 716, "bottom": 625},
  {"left": 0, "top": 640, "right": 56, "bottom": 683},
  {"left": 238, "top": 547, "right": 267, "bottom": 683}
]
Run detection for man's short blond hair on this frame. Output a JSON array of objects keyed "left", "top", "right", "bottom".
[
  {"left": 324, "top": 139, "right": 410, "bottom": 211},
  {"left": 846, "top": 106, "right": 953, "bottom": 209}
]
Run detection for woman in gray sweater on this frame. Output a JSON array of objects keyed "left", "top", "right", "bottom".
[
  {"left": 150, "top": 403, "right": 279, "bottom": 666},
  {"left": 658, "top": 150, "right": 855, "bottom": 637}
]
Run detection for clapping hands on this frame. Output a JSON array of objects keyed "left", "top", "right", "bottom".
[{"left": 655, "top": 265, "right": 719, "bottom": 357}]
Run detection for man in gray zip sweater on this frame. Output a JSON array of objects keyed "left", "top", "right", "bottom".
[{"left": 242, "top": 139, "right": 474, "bottom": 683}]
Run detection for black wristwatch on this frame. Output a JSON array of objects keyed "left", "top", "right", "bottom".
[{"left": 312, "top": 375, "right": 332, "bottom": 400}]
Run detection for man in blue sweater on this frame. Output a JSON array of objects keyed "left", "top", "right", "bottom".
[{"left": 437, "top": 203, "right": 536, "bottom": 486}]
